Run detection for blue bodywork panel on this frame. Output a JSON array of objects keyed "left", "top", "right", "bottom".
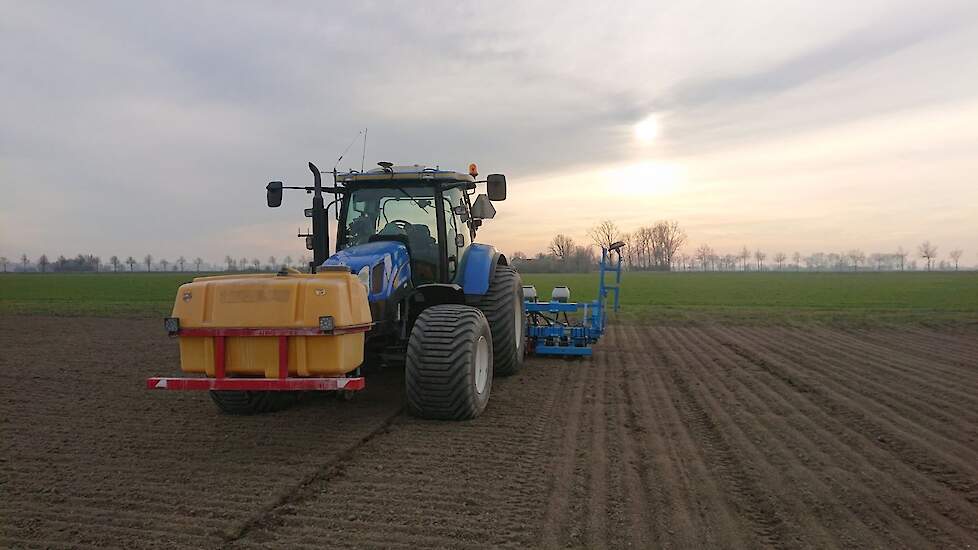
[
  {"left": 455, "top": 243, "right": 500, "bottom": 295},
  {"left": 323, "top": 241, "right": 411, "bottom": 302}
]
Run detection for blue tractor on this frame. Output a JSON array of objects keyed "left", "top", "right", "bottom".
[{"left": 263, "top": 161, "right": 525, "bottom": 420}]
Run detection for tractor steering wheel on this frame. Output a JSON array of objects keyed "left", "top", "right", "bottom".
[{"left": 380, "top": 219, "right": 412, "bottom": 235}]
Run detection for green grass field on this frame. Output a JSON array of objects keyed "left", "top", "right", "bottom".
[
  {"left": 1, "top": 271, "right": 976, "bottom": 325},
  {"left": 523, "top": 271, "right": 977, "bottom": 325}
]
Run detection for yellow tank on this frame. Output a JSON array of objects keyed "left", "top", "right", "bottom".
[{"left": 171, "top": 269, "right": 371, "bottom": 377}]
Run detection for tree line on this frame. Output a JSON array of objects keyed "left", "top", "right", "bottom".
[
  {"left": 509, "top": 221, "right": 970, "bottom": 273},
  {"left": 1, "top": 253, "right": 311, "bottom": 273},
  {"left": 1, "top": 234, "right": 969, "bottom": 274},
  {"left": 515, "top": 220, "right": 688, "bottom": 273}
]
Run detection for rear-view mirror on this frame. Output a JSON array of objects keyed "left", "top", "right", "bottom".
[
  {"left": 487, "top": 174, "right": 506, "bottom": 201},
  {"left": 471, "top": 194, "right": 496, "bottom": 220},
  {"left": 266, "top": 181, "right": 283, "bottom": 207}
]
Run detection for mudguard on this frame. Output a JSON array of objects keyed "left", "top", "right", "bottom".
[
  {"left": 323, "top": 241, "right": 411, "bottom": 302},
  {"left": 455, "top": 243, "right": 507, "bottom": 296}
]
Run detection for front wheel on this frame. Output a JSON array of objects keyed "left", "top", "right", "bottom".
[
  {"left": 405, "top": 304, "right": 493, "bottom": 420},
  {"left": 467, "top": 265, "right": 525, "bottom": 377}
]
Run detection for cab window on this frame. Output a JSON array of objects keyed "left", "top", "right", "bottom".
[{"left": 343, "top": 186, "right": 440, "bottom": 283}]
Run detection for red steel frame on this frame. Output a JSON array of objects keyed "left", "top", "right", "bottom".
[{"left": 147, "top": 324, "right": 371, "bottom": 392}]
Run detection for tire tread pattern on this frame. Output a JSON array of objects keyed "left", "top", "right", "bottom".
[{"left": 406, "top": 304, "right": 491, "bottom": 420}]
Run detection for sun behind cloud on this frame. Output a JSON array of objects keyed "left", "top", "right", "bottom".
[{"left": 634, "top": 114, "right": 661, "bottom": 144}]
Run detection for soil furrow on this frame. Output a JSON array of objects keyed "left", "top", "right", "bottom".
[
  {"left": 708, "top": 325, "right": 978, "bottom": 543},
  {"left": 677, "top": 325, "right": 935, "bottom": 547},
  {"left": 753, "top": 326, "right": 978, "bottom": 447},
  {"left": 648, "top": 327, "right": 793, "bottom": 547},
  {"left": 723, "top": 326, "right": 978, "bottom": 497}
]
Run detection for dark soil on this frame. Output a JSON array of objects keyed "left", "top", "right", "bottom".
[{"left": 2, "top": 316, "right": 977, "bottom": 548}]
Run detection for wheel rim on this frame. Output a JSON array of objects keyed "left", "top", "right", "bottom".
[
  {"left": 475, "top": 335, "right": 489, "bottom": 394},
  {"left": 514, "top": 296, "right": 523, "bottom": 351}
]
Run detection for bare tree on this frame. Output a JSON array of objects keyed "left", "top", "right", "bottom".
[
  {"left": 194, "top": 257, "right": 203, "bottom": 271},
  {"left": 283, "top": 255, "right": 293, "bottom": 269},
  {"left": 896, "top": 246, "right": 908, "bottom": 271},
  {"left": 847, "top": 249, "right": 865, "bottom": 272},
  {"left": 252, "top": 258, "right": 261, "bottom": 271},
  {"left": 126, "top": 256, "right": 135, "bottom": 271},
  {"left": 828, "top": 252, "right": 840, "bottom": 270},
  {"left": 677, "top": 253, "right": 689, "bottom": 271},
  {"left": 739, "top": 246, "right": 751, "bottom": 271},
  {"left": 695, "top": 244, "right": 713, "bottom": 271},
  {"left": 791, "top": 252, "right": 801, "bottom": 271},
  {"left": 754, "top": 250, "right": 766, "bottom": 271},
  {"left": 109, "top": 255, "right": 120, "bottom": 272},
  {"left": 268, "top": 256, "right": 277, "bottom": 271},
  {"left": 549, "top": 234, "right": 574, "bottom": 259},
  {"left": 620, "top": 232, "right": 638, "bottom": 269},
  {"left": 773, "top": 252, "right": 786, "bottom": 270},
  {"left": 0, "top": 256, "right": 7, "bottom": 272},
  {"left": 38, "top": 254, "right": 49, "bottom": 273},
  {"left": 918, "top": 241, "right": 938, "bottom": 271},
  {"left": 588, "top": 220, "right": 621, "bottom": 250},
  {"left": 869, "top": 253, "right": 882, "bottom": 271},
  {"left": 240, "top": 257, "right": 248, "bottom": 271},
  {"left": 650, "top": 220, "right": 687, "bottom": 270},
  {"left": 160, "top": 258, "right": 169, "bottom": 272},
  {"left": 949, "top": 249, "right": 963, "bottom": 271},
  {"left": 177, "top": 256, "right": 186, "bottom": 271},
  {"left": 723, "top": 254, "right": 737, "bottom": 271},
  {"left": 144, "top": 254, "right": 153, "bottom": 272},
  {"left": 21, "top": 254, "right": 29, "bottom": 270},
  {"left": 635, "top": 226, "right": 654, "bottom": 269},
  {"left": 225, "top": 255, "right": 234, "bottom": 271}
]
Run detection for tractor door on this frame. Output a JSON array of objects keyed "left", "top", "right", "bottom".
[{"left": 442, "top": 186, "right": 471, "bottom": 279}]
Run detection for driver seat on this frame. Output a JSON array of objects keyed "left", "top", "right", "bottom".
[{"left": 406, "top": 224, "right": 439, "bottom": 280}]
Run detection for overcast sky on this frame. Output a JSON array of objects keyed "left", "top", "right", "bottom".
[{"left": 2, "top": 1, "right": 977, "bottom": 265}]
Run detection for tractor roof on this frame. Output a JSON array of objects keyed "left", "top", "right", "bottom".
[{"left": 337, "top": 164, "right": 475, "bottom": 184}]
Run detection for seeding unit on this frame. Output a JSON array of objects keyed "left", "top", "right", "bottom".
[{"left": 523, "top": 242, "right": 624, "bottom": 356}]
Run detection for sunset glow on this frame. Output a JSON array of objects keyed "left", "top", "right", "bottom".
[{"left": 633, "top": 115, "right": 661, "bottom": 144}]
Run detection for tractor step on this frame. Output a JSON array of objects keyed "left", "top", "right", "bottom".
[{"left": 147, "top": 376, "right": 365, "bottom": 391}]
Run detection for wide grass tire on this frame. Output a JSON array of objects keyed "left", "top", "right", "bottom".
[
  {"left": 406, "top": 305, "right": 493, "bottom": 420},
  {"left": 209, "top": 390, "right": 297, "bottom": 415},
  {"left": 466, "top": 265, "right": 525, "bottom": 377}
]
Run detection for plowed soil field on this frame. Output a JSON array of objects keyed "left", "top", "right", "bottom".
[{"left": 2, "top": 316, "right": 977, "bottom": 548}]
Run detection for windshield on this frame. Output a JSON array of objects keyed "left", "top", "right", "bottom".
[{"left": 342, "top": 186, "right": 440, "bottom": 282}]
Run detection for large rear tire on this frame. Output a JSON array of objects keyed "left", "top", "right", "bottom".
[
  {"left": 209, "top": 390, "right": 297, "bottom": 415},
  {"left": 466, "top": 265, "right": 525, "bottom": 377},
  {"left": 406, "top": 304, "right": 493, "bottom": 420}
]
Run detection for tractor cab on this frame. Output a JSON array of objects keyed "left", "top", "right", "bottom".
[{"left": 334, "top": 165, "right": 485, "bottom": 285}]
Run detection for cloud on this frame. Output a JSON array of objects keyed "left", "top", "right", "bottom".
[{"left": 1, "top": 0, "right": 976, "bottom": 262}]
